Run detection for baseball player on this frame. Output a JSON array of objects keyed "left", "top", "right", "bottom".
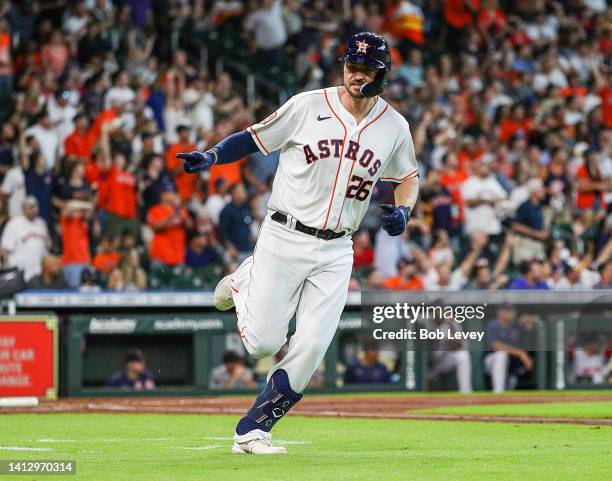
[{"left": 178, "top": 32, "right": 419, "bottom": 454}]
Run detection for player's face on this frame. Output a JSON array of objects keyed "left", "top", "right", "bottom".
[{"left": 343, "top": 62, "right": 378, "bottom": 98}]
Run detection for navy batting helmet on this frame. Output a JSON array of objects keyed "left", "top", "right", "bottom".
[{"left": 338, "top": 32, "right": 391, "bottom": 98}]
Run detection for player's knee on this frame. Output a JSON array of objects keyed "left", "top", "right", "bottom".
[{"left": 246, "top": 336, "right": 285, "bottom": 359}]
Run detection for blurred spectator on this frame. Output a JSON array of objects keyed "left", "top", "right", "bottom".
[
  {"left": 61, "top": 200, "right": 93, "bottom": 288},
  {"left": 575, "top": 149, "right": 610, "bottom": 211},
  {"left": 209, "top": 350, "right": 256, "bottom": 390},
  {"left": 596, "top": 260, "right": 612, "bottom": 289},
  {"left": 166, "top": 125, "right": 197, "bottom": 203},
  {"left": 461, "top": 159, "right": 507, "bottom": 237},
  {"left": 0, "top": 156, "right": 25, "bottom": 219},
  {"left": 107, "top": 349, "right": 156, "bottom": 390},
  {"left": 245, "top": 0, "right": 287, "bottom": 72},
  {"left": 382, "top": 257, "right": 424, "bottom": 290},
  {"left": 64, "top": 113, "right": 93, "bottom": 162},
  {"left": 54, "top": 160, "right": 95, "bottom": 209},
  {"left": 204, "top": 178, "right": 230, "bottom": 224},
  {"left": 344, "top": 342, "right": 391, "bottom": 385},
  {"left": 572, "top": 334, "right": 609, "bottom": 385},
  {"left": 101, "top": 129, "right": 139, "bottom": 238},
  {"left": 28, "top": 255, "right": 67, "bottom": 289},
  {"left": 147, "top": 183, "right": 192, "bottom": 267},
  {"left": 0, "top": 19, "right": 13, "bottom": 97},
  {"left": 78, "top": 266, "right": 102, "bottom": 292},
  {"left": 0, "top": 196, "right": 49, "bottom": 281},
  {"left": 140, "top": 153, "right": 172, "bottom": 215},
  {"left": 352, "top": 230, "right": 374, "bottom": 271},
  {"left": 510, "top": 260, "right": 549, "bottom": 290},
  {"left": 484, "top": 304, "right": 532, "bottom": 393},
  {"left": 0, "top": 123, "right": 16, "bottom": 184},
  {"left": 92, "top": 234, "right": 120, "bottom": 276},
  {"left": 423, "top": 305, "right": 472, "bottom": 393},
  {"left": 423, "top": 232, "right": 488, "bottom": 290},
  {"left": 421, "top": 169, "right": 453, "bottom": 234},
  {"left": 25, "top": 150, "right": 53, "bottom": 227},
  {"left": 25, "top": 111, "right": 59, "bottom": 172},
  {"left": 219, "top": 183, "right": 253, "bottom": 261},
  {"left": 41, "top": 30, "right": 69, "bottom": 78},
  {"left": 186, "top": 232, "right": 222, "bottom": 270},
  {"left": 108, "top": 248, "right": 147, "bottom": 291},
  {"left": 511, "top": 178, "right": 548, "bottom": 263}
]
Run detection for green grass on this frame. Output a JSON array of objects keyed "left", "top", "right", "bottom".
[
  {"left": 415, "top": 401, "right": 612, "bottom": 419},
  {"left": 1, "top": 414, "right": 610, "bottom": 481}
]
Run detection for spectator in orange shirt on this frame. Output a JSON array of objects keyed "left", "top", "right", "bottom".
[
  {"left": 499, "top": 105, "right": 532, "bottom": 143},
  {"left": 97, "top": 126, "right": 139, "bottom": 238},
  {"left": 166, "top": 125, "right": 197, "bottom": 203},
  {"left": 92, "top": 234, "right": 120, "bottom": 275},
  {"left": 575, "top": 149, "right": 610, "bottom": 211},
  {"left": 457, "top": 135, "right": 486, "bottom": 174},
  {"left": 147, "top": 183, "right": 193, "bottom": 266},
  {"left": 439, "top": 152, "right": 467, "bottom": 226},
  {"left": 61, "top": 199, "right": 93, "bottom": 288},
  {"left": 382, "top": 258, "right": 425, "bottom": 290},
  {"left": 444, "top": 0, "right": 480, "bottom": 53},
  {"left": 208, "top": 157, "right": 244, "bottom": 194},
  {"left": 0, "top": 19, "right": 13, "bottom": 97},
  {"left": 88, "top": 101, "right": 123, "bottom": 147},
  {"left": 64, "top": 113, "right": 93, "bottom": 162},
  {"left": 104, "top": 151, "right": 139, "bottom": 238}
]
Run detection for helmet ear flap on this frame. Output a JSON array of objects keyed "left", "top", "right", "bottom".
[{"left": 360, "top": 69, "right": 389, "bottom": 98}]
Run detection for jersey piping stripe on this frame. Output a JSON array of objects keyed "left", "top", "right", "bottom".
[
  {"left": 322, "top": 88, "right": 348, "bottom": 230},
  {"left": 357, "top": 104, "right": 388, "bottom": 144},
  {"left": 244, "top": 217, "right": 267, "bottom": 329},
  {"left": 248, "top": 127, "right": 270, "bottom": 155},
  {"left": 381, "top": 168, "right": 419, "bottom": 182},
  {"left": 332, "top": 104, "right": 389, "bottom": 231}
]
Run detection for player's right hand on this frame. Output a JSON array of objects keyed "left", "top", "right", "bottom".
[{"left": 177, "top": 150, "right": 217, "bottom": 173}]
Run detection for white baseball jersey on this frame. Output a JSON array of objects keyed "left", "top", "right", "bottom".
[
  {"left": 0, "top": 215, "right": 49, "bottom": 281},
  {"left": 248, "top": 87, "right": 418, "bottom": 232}
]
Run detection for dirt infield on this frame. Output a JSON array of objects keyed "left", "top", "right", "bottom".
[{"left": 3, "top": 393, "right": 612, "bottom": 425}]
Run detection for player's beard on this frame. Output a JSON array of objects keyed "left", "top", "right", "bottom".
[{"left": 345, "top": 80, "right": 365, "bottom": 99}]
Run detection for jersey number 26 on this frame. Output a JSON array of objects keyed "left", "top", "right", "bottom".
[{"left": 345, "top": 175, "right": 373, "bottom": 201}]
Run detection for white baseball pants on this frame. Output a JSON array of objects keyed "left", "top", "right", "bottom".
[
  {"left": 429, "top": 350, "right": 473, "bottom": 393},
  {"left": 232, "top": 213, "right": 353, "bottom": 392},
  {"left": 484, "top": 351, "right": 510, "bottom": 393}
]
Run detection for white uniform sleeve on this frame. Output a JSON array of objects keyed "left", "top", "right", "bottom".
[
  {"left": 380, "top": 122, "right": 419, "bottom": 182},
  {"left": 248, "top": 96, "right": 301, "bottom": 155}
]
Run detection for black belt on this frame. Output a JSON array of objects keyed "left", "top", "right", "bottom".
[{"left": 271, "top": 212, "right": 346, "bottom": 240}]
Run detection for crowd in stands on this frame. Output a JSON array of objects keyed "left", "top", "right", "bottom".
[{"left": 0, "top": 0, "right": 610, "bottom": 292}]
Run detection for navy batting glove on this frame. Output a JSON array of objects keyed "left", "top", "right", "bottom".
[
  {"left": 177, "top": 150, "right": 217, "bottom": 173},
  {"left": 380, "top": 204, "right": 411, "bottom": 236}
]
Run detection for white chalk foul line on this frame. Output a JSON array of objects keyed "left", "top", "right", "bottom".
[
  {"left": 34, "top": 437, "right": 174, "bottom": 444},
  {"left": 36, "top": 439, "right": 76, "bottom": 443},
  {"left": 0, "top": 446, "right": 52, "bottom": 451}
]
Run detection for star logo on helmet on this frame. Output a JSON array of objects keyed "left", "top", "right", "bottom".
[{"left": 356, "top": 40, "right": 370, "bottom": 54}]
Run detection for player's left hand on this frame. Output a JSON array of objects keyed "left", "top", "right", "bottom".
[
  {"left": 380, "top": 204, "right": 411, "bottom": 236},
  {"left": 177, "top": 150, "right": 217, "bottom": 173}
]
